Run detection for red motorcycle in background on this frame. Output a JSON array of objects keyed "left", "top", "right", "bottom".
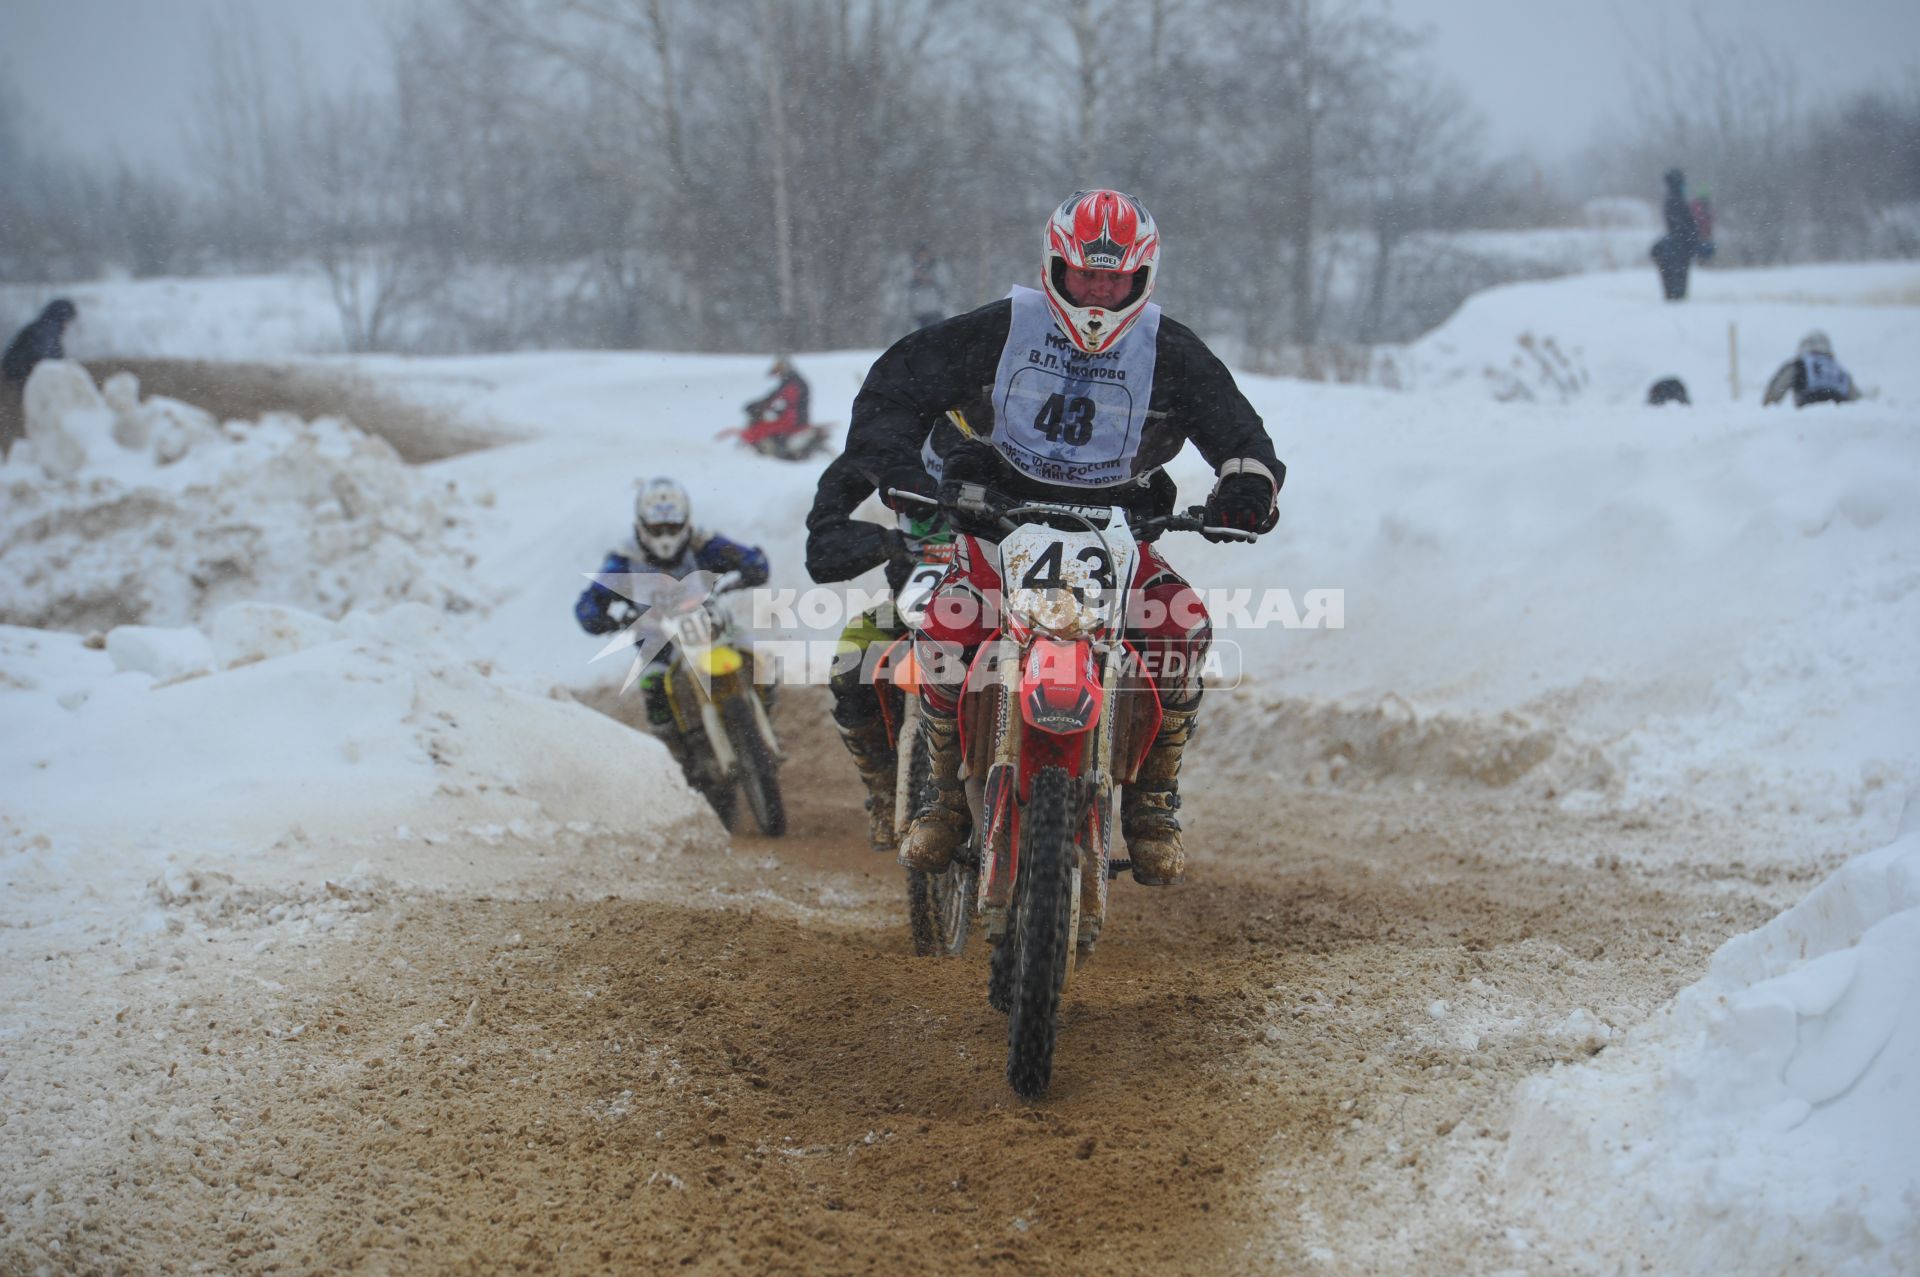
[{"left": 891, "top": 487, "right": 1251, "bottom": 1098}]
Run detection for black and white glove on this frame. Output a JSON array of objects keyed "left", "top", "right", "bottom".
[{"left": 1203, "top": 462, "right": 1278, "bottom": 542}]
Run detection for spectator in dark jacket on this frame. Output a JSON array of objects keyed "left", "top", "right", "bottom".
[
  {"left": 1651, "top": 170, "right": 1701, "bottom": 301},
  {"left": 2, "top": 299, "right": 78, "bottom": 459},
  {"left": 3, "top": 299, "right": 78, "bottom": 384}
]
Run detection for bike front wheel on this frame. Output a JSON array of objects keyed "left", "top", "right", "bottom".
[{"left": 1005, "top": 765, "right": 1076, "bottom": 1099}]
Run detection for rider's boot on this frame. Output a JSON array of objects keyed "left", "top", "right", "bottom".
[
  {"left": 897, "top": 703, "right": 968, "bottom": 872},
  {"left": 1122, "top": 696, "right": 1199, "bottom": 885},
  {"left": 836, "top": 711, "right": 899, "bottom": 852}
]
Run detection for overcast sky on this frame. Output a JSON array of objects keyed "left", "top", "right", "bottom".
[
  {"left": 4, "top": 0, "right": 1917, "bottom": 174},
  {"left": 1387, "top": 0, "right": 1920, "bottom": 161}
]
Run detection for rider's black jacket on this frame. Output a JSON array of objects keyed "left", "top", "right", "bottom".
[{"left": 846, "top": 298, "right": 1284, "bottom": 525}]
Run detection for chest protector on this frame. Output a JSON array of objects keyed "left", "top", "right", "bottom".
[
  {"left": 987, "top": 285, "right": 1161, "bottom": 488},
  {"left": 1800, "top": 353, "right": 1853, "bottom": 400}
]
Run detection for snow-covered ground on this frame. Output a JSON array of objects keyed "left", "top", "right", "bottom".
[
  {"left": 1407, "top": 260, "right": 1920, "bottom": 403},
  {"left": 3, "top": 257, "right": 1917, "bottom": 1273}
]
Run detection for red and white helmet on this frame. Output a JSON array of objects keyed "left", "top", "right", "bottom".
[{"left": 1040, "top": 188, "right": 1160, "bottom": 354}]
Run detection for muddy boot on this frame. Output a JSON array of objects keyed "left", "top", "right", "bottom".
[
  {"left": 897, "top": 704, "right": 968, "bottom": 872},
  {"left": 836, "top": 712, "right": 899, "bottom": 853},
  {"left": 1122, "top": 697, "right": 1199, "bottom": 885}
]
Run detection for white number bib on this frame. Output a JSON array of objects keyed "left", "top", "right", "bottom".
[
  {"left": 989, "top": 285, "right": 1159, "bottom": 488},
  {"left": 1802, "top": 352, "right": 1853, "bottom": 399}
]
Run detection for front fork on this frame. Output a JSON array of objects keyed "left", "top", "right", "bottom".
[{"left": 976, "top": 644, "right": 1120, "bottom": 962}]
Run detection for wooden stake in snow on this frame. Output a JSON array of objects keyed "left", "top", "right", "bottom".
[{"left": 1729, "top": 322, "right": 1741, "bottom": 401}]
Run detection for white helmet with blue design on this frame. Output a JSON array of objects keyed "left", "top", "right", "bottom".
[{"left": 634, "top": 477, "right": 692, "bottom": 564}]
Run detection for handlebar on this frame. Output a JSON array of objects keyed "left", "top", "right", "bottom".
[
  {"left": 1147, "top": 505, "right": 1258, "bottom": 542},
  {"left": 884, "top": 488, "right": 1256, "bottom": 543},
  {"left": 605, "top": 569, "right": 746, "bottom": 628}
]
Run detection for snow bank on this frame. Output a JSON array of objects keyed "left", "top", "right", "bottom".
[
  {"left": 0, "top": 605, "right": 719, "bottom": 942},
  {"left": 1, "top": 362, "right": 485, "bottom": 632},
  {"left": 1406, "top": 262, "right": 1920, "bottom": 405},
  {"left": 1505, "top": 828, "right": 1920, "bottom": 1277},
  {"left": 0, "top": 364, "right": 725, "bottom": 954}
]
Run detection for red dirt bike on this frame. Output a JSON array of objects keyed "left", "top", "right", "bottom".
[{"left": 891, "top": 487, "right": 1252, "bottom": 1098}]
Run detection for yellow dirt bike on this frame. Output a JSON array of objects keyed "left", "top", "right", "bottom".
[{"left": 620, "top": 574, "right": 786, "bottom": 836}]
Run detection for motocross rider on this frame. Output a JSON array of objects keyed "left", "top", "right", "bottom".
[
  {"left": 804, "top": 444, "right": 960, "bottom": 852},
  {"left": 848, "top": 189, "right": 1283, "bottom": 886},
  {"left": 575, "top": 477, "right": 772, "bottom": 790},
  {"left": 740, "top": 356, "right": 817, "bottom": 459}
]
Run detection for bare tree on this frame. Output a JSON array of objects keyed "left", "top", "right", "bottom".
[
  {"left": 758, "top": 1, "right": 800, "bottom": 348},
  {"left": 188, "top": 2, "right": 305, "bottom": 266},
  {"left": 1349, "top": 68, "right": 1487, "bottom": 341},
  {"left": 1601, "top": 5, "right": 1805, "bottom": 264},
  {"left": 291, "top": 85, "right": 450, "bottom": 352},
  {"left": 161, "top": 0, "right": 1538, "bottom": 354}
]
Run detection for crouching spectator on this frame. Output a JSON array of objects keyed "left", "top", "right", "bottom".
[
  {"left": 1762, "top": 331, "right": 1860, "bottom": 408},
  {"left": 1647, "top": 377, "right": 1691, "bottom": 406}
]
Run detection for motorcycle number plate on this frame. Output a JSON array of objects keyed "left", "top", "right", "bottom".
[
  {"left": 895, "top": 561, "right": 949, "bottom": 627},
  {"left": 999, "top": 522, "right": 1136, "bottom": 637}
]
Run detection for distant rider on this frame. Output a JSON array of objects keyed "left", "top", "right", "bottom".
[
  {"left": 575, "top": 477, "right": 771, "bottom": 788},
  {"left": 847, "top": 189, "right": 1284, "bottom": 886},
  {"left": 1762, "top": 331, "right": 1861, "bottom": 408},
  {"left": 740, "top": 357, "right": 817, "bottom": 460}
]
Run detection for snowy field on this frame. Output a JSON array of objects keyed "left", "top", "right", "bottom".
[{"left": 2, "top": 258, "right": 1916, "bottom": 1274}]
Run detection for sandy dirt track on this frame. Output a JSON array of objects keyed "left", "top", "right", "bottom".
[{"left": 0, "top": 684, "right": 1813, "bottom": 1276}]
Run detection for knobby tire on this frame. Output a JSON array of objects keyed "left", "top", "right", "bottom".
[
  {"left": 722, "top": 695, "right": 785, "bottom": 837},
  {"left": 1006, "top": 765, "right": 1076, "bottom": 1099}
]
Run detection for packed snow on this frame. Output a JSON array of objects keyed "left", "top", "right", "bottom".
[
  {"left": 1, "top": 364, "right": 485, "bottom": 632},
  {"left": 1507, "top": 825, "right": 1920, "bottom": 1275},
  {"left": 2, "top": 255, "right": 1917, "bottom": 1274}
]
